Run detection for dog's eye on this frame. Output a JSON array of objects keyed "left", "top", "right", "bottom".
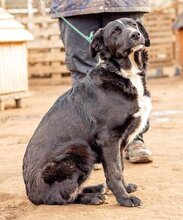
[
  {"left": 111, "top": 27, "right": 121, "bottom": 35},
  {"left": 130, "top": 23, "right": 137, "bottom": 27}
]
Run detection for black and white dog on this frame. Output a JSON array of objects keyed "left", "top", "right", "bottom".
[{"left": 23, "top": 18, "right": 152, "bottom": 207}]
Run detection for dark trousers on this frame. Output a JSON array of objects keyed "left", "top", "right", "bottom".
[{"left": 58, "top": 12, "right": 149, "bottom": 142}]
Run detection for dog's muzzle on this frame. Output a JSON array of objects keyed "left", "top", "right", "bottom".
[
  {"left": 132, "top": 44, "right": 144, "bottom": 52},
  {"left": 121, "top": 43, "right": 144, "bottom": 57}
]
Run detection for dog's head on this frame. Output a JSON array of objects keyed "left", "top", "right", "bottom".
[{"left": 90, "top": 18, "right": 150, "bottom": 60}]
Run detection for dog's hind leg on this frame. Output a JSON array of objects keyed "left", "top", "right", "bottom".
[{"left": 40, "top": 143, "right": 96, "bottom": 205}]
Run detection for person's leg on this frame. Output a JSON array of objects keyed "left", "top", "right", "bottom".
[
  {"left": 59, "top": 14, "right": 101, "bottom": 84},
  {"left": 102, "top": 13, "right": 153, "bottom": 163}
]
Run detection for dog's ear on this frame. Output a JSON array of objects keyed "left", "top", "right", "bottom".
[
  {"left": 137, "top": 21, "right": 150, "bottom": 47},
  {"left": 90, "top": 28, "right": 103, "bottom": 58},
  {"left": 90, "top": 28, "right": 111, "bottom": 59}
]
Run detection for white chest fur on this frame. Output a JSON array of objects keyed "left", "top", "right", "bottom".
[
  {"left": 120, "top": 51, "right": 152, "bottom": 145},
  {"left": 128, "top": 74, "right": 152, "bottom": 145}
]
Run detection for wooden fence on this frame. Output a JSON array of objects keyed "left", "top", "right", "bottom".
[
  {"left": 17, "top": 15, "right": 68, "bottom": 78},
  {"left": 144, "top": 11, "right": 176, "bottom": 68}
]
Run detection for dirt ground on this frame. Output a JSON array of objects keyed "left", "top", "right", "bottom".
[{"left": 0, "top": 76, "right": 183, "bottom": 220}]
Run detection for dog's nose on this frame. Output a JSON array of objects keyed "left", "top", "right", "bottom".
[{"left": 130, "top": 31, "right": 141, "bottom": 40}]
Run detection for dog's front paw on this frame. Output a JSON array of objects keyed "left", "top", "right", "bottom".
[
  {"left": 118, "top": 196, "right": 141, "bottom": 207},
  {"left": 126, "top": 183, "right": 137, "bottom": 193}
]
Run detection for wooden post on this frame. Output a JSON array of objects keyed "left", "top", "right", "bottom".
[
  {"left": 15, "top": 98, "right": 23, "bottom": 108},
  {"left": 40, "top": 0, "right": 46, "bottom": 16},
  {"left": 0, "top": 100, "right": 5, "bottom": 111},
  {"left": 27, "top": 0, "right": 34, "bottom": 29},
  {"left": 0, "top": 0, "right": 6, "bottom": 8},
  {"left": 178, "top": 30, "right": 183, "bottom": 66},
  {"left": 27, "top": 0, "right": 34, "bottom": 17},
  {"left": 175, "top": 0, "right": 179, "bottom": 16}
]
